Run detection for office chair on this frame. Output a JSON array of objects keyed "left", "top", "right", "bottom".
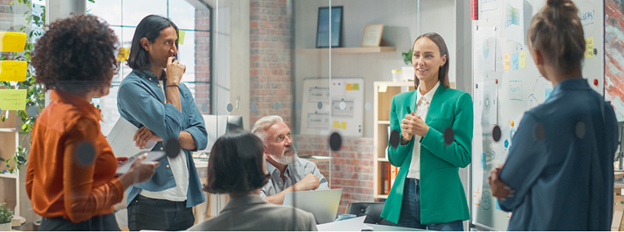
[{"left": 346, "top": 202, "right": 396, "bottom": 226}]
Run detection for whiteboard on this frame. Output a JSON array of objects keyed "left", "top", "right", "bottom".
[
  {"left": 471, "top": 0, "right": 604, "bottom": 230},
  {"left": 300, "top": 77, "right": 364, "bottom": 137}
]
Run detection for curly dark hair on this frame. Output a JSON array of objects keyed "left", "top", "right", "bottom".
[{"left": 32, "top": 14, "right": 119, "bottom": 93}]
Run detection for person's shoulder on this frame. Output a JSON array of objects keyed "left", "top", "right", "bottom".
[
  {"left": 440, "top": 87, "right": 471, "bottom": 100},
  {"left": 393, "top": 90, "right": 415, "bottom": 102},
  {"left": 119, "top": 70, "right": 146, "bottom": 88},
  {"left": 297, "top": 157, "right": 319, "bottom": 169}
]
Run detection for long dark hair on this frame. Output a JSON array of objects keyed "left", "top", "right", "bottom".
[
  {"left": 412, "top": 32, "right": 450, "bottom": 88},
  {"left": 127, "top": 15, "right": 179, "bottom": 70},
  {"left": 203, "top": 130, "right": 270, "bottom": 194}
]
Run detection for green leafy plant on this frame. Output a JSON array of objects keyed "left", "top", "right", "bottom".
[
  {"left": 0, "top": 0, "right": 46, "bottom": 172},
  {"left": 402, "top": 49, "right": 413, "bottom": 66},
  {"left": 0, "top": 202, "right": 13, "bottom": 224}
]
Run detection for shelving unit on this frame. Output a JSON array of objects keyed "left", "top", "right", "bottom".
[
  {"left": 373, "top": 81, "right": 414, "bottom": 201},
  {"left": 295, "top": 46, "right": 396, "bottom": 54},
  {"left": 0, "top": 110, "right": 21, "bottom": 217}
]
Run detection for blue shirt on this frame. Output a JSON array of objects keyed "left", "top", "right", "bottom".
[
  {"left": 260, "top": 158, "right": 330, "bottom": 198},
  {"left": 498, "top": 78, "right": 618, "bottom": 230},
  {"left": 117, "top": 69, "right": 207, "bottom": 207}
]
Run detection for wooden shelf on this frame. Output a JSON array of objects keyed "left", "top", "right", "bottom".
[
  {"left": 377, "top": 158, "right": 389, "bottom": 162},
  {"left": 374, "top": 194, "right": 389, "bottom": 199},
  {"left": 0, "top": 173, "right": 17, "bottom": 179},
  {"left": 0, "top": 128, "right": 17, "bottom": 132},
  {"left": 377, "top": 121, "right": 390, "bottom": 125},
  {"left": 295, "top": 46, "right": 396, "bottom": 54}
]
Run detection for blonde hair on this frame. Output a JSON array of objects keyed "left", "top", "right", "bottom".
[
  {"left": 527, "top": 0, "right": 585, "bottom": 71},
  {"left": 251, "top": 115, "right": 284, "bottom": 142}
]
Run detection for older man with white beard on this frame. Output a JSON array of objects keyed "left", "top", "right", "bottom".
[{"left": 251, "top": 115, "right": 330, "bottom": 204}]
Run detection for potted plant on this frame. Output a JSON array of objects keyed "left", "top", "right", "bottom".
[
  {"left": 0, "top": 202, "right": 14, "bottom": 231},
  {"left": 401, "top": 49, "right": 415, "bottom": 82}
]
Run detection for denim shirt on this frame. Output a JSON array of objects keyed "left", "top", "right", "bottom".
[
  {"left": 117, "top": 69, "right": 207, "bottom": 207},
  {"left": 260, "top": 158, "right": 330, "bottom": 198},
  {"left": 498, "top": 79, "right": 618, "bottom": 230}
]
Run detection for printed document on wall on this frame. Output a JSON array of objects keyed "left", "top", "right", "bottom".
[
  {"left": 474, "top": 27, "right": 497, "bottom": 71},
  {"left": 501, "top": 0, "right": 524, "bottom": 44}
]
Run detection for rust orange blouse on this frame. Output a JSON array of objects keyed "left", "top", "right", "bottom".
[{"left": 26, "top": 90, "right": 124, "bottom": 223}]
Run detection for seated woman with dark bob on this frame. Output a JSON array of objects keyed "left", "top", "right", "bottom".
[{"left": 188, "top": 131, "right": 317, "bottom": 231}]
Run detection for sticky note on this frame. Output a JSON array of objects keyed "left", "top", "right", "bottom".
[
  {"left": 379, "top": 84, "right": 387, "bottom": 93},
  {"left": 0, "top": 32, "right": 27, "bottom": 52},
  {"left": 504, "top": 53, "right": 511, "bottom": 70},
  {"left": 346, "top": 83, "right": 353, "bottom": 91},
  {"left": 511, "top": 53, "right": 519, "bottom": 70},
  {"left": 585, "top": 37, "right": 594, "bottom": 58},
  {"left": 353, "top": 83, "right": 360, "bottom": 90},
  {"left": 519, "top": 52, "right": 526, "bottom": 69},
  {"left": 340, "top": 121, "right": 347, "bottom": 129},
  {"left": 178, "top": 30, "right": 186, "bottom": 45},
  {"left": 116, "top": 47, "right": 129, "bottom": 62},
  {"left": 0, "top": 61, "right": 27, "bottom": 81},
  {"left": 0, "top": 89, "right": 27, "bottom": 110},
  {"left": 510, "top": 120, "right": 514, "bottom": 127},
  {"left": 333, "top": 121, "right": 340, "bottom": 128}
]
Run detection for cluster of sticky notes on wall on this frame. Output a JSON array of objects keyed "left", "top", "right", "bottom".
[
  {"left": 585, "top": 37, "right": 594, "bottom": 58},
  {"left": 116, "top": 47, "right": 130, "bottom": 61},
  {"left": 0, "top": 32, "right": 28, "bottom": 111},
  {"left": 503, "top": 51, "right": 527, "bottom": 71},
  {"left": 345, "top": 83, "right": 359, "bottom": 91},
  {"left": 332, "top": 121, "right": 348, "bottom": 129}
]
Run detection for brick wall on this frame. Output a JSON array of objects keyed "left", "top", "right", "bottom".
[
  {"left": 195, "top": 7, "right": 211, "bottom": 114},
  {"left": 249, "top": 0, "right": 293, "bottom": 127},
  {"left": 296, "top": 135, "right": 375, "bottom": 214}
]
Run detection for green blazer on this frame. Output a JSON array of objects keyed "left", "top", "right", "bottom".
[{"left": 380, "top": 84, "right": 473, "bottom": 225}]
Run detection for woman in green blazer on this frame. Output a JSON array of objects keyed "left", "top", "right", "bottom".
[{"left": 381, "top": 33, "right": 473, "bottom": 231}]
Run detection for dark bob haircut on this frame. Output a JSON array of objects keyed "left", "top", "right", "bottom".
[
  {"left": 204, "top": 130, "right": 270, "bottom": 194},
  {"left": 32, "top": 14, "right": 118, "bottom": 93},
  {"left": 127, "top": 15, "right": 179, "bottom": 70}
]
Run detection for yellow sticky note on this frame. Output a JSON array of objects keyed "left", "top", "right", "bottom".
[
  {"left": 0, "top": 89, "right": 27, "bottom": 110},
  {"left": 353, "top": 83, "right": 360, "bottom": 90},
  {"left": 379, "top": 84, "right": 387, "bottom": 93},
  {"left": 585, "top": 38, "right": 594, "bottom": 58},
  {"left": 346, "top": 83, "right": 353, "bottom": 91},
  {"left": 178, "top": 30, "right": 186, "bottom": 45},
  {"left": 333, "top": 121, "right": 340, "bottom": 128},
  {"left": 504, "top": 53, "right": 511, "bottom": 70},
  {"left": 0, "top": 32, "right": 26, "bottom": 52},
  {"left": 340, "top": 121, "right": 347, "bottom": 129},
  {"left": 0, "top": 61, "right": 27, "bottom": 81},
  {"left": 116, "top": 47, "right": 129, "bottom": 62},
  {"left": 519, "top": 52, "right": 526, "bottom": 69}
]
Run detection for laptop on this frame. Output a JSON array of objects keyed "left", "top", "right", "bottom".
[{"left": 283, "top": 189, "right": 343, "bottom": 224}]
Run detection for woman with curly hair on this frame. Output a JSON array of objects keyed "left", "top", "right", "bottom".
[{"left": 25, "top": 14, "right": 158, "bottom": 231}]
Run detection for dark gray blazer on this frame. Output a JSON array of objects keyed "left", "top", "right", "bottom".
[{"left": 188, "top": 194, "right": 318, "bottom": 231}]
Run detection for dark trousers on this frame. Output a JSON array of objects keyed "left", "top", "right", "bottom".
[
  {"left": 40, "top": 213, "right": 119, "bottom": 231},
  {"left": 397, "top": 178, "right": 464, "bottom": 231},
  {"left": 128, "top": 195, "right": 195, "bottom": 231}
]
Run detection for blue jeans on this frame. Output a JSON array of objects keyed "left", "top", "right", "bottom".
[{"left": 396, "top": 178, "right": 464, "bottom": 231}]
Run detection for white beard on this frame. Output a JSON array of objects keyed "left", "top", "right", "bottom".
[{"left": 269, "top": 146, "right": 298, "bottom": 165}]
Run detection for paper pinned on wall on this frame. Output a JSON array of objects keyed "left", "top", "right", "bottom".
[
  {"left": 474, "top": 82, "right": 484, "bottom": 124},
  {"left": 501, "top": 0, "right": 525, "bottom": 44},
  {"left": 474, "top": 26, "right": 497, "bottom": 71},
  {"left": 504, "top": 53, "right": 511, "bottom": 70},
  {"left": 0, "top": 32, "right": 27, "bottom": 52},
  {"left": 0, "top": 89, "right": 26, "bottom": 110},
  {"left": 511, "top": 53, "right": 519, "bottom": 70},
  {"left": 483, "top": 80, "right": 498, "bottom": 124},
  {"left": 340, "top": 121, "right": 347, "bottom": 129},
  {"left": 379, "top": 84, "right": 387, "bottom": 93},
  {"left": 346, "top": 83, "right": 353, "bottom": 91},
  {"left": 585, "top": 37, "right": 594, "bottom": 58},
  {"left": 178, "top": 30, "right": 186, "bottom": 45},
  {"left": 0, "top": 61, "right": 27, "bottom": 81},
  {"left": 352, "top": 83, "right": 360, "bottom": 90},
  {"left": 519, "top": 51, "right": 526, "bottom": 69},
  {"left": 333, "top": 121, "right": 340, "bottom": 128},
  {"left": 116, "top": 47, "right": 130, "bottom": 61}
]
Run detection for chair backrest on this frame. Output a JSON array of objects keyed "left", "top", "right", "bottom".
[{"left": 345, "top": 202, "right": 396, "bottom": 225}]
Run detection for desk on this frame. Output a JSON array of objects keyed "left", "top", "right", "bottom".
[{"left": 366, "top": 224, "right": 425, "bottom": 231}]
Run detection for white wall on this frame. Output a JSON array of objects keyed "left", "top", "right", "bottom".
[{"left": 293, "top": 0, "right": 458, "bottom": 138}]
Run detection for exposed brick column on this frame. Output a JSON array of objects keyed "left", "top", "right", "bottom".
[
  {"left": 249, "top": 0, "right": 293, "bottom": 128},
  {"left": 195, "top": 7, "right": 211, "bottom": 114},
  {"left": 296, "top": 135, "right": 375, "bottom": 214}
]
